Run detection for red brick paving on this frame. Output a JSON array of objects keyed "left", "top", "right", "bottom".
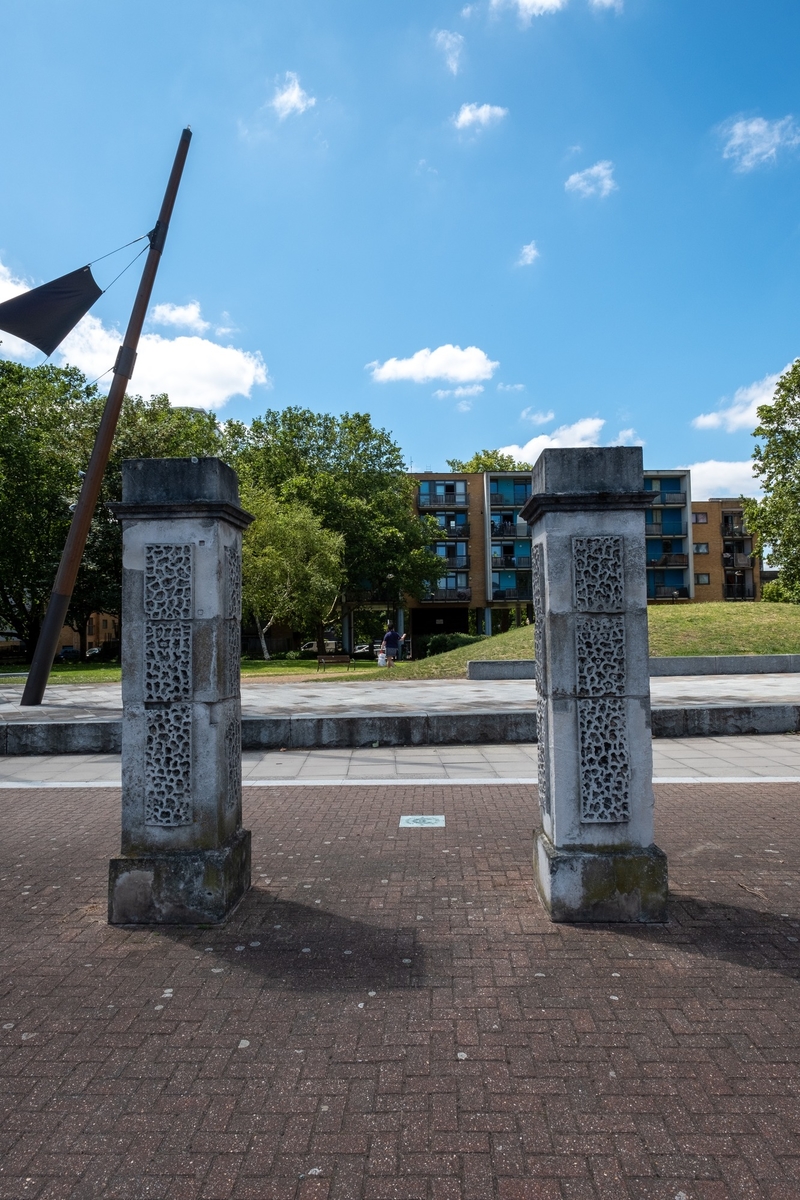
[{"left": 0, "top": 782, "right": 798, "bottom": 1199}]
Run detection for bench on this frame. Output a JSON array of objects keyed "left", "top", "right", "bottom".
[{"left": 316, "top": 654, "right": 355, "bottom": 672}]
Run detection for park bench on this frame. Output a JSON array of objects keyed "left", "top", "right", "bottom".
[{"left": 316, "top": 654, "right": 355, "bottom": 672}]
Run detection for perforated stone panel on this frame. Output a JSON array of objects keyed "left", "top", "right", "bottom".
[
  {"left": 576, "top": 615, "right": 625, "bottom": 697},
  {"left": 531, "top": 542, "right": 551, "bottom": 813},
  {"left": 225, "top": 716, "right": 241, "bottom": 814},
  {"left": 144, "top": 544, "right": 193, "bottom": 618},
  {"left": 225, "top": 545, "right": 242, "bottom": 621},
  {"left": 225, "top": 621, "right": 241, "bottom": 698},
  {"left": 145, "top": 621, "right": 192, "bottom": 702},
  {"left": 577, "top": 696, "right": 630, "bottom": 822},
  {"left": 573, "top": 537, "right": 624, "bottom": 613},
  {"left": 144, "top": 705, "right": 193, "bottom": 826}
]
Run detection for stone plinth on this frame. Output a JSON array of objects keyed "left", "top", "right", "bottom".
[
  {"left": 108, "top": 458, "right": 253, "bottom": 925},
  {"left": 520, "top": 448, "right": 668, "bottom": 923}
]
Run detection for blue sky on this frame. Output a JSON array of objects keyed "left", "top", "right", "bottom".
[{"left": 2, "top": 0, "right": 799, "bottom": 496}]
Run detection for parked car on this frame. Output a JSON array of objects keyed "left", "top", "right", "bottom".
[
  {"left": 301, "top": 640, "right": 338, "bottom": 654},
  {"left": 57, "top": 647, "right": 81, "bottom": 661},
  {"left": 86, "top": 647, "right": 101, "bottom": 657}
]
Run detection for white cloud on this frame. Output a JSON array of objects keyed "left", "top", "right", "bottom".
[
  {"left": 565, "top": 160, "right": 617, "bottom": 198},
  {"left": 270, "top": 72, "right": 316, "bottom": 120},
  {"left": 500, "top": 416, "right": 606, "bottom": 461},
  {"left": 517, "top": 241, "right": 540, "bottom": 266},
  {"left": 491, "top": 0, "right": 567, "bottom": 22},
  {"left": 498, "top": 382, "right": 525, "bottom": 392},
  {"left": 456, "top": 398, "right": 473, "bottom": 412},
  {"left": 720, "top": 116, "right": 800, "bottom": 172},
  {"left": 0, "top": 258, "right": 270, "bottom": 409},
  {"left": 0, "top": 261, "right": 38, "bottom": 360},
  {"left": 692, "top": 367, "right": 785, "bottom": 433},
  {"left": 610, "top": 427, "right": 644, "bottom": 446},
  {"left": 434, "top": 30, "right": 465, "bottom": 74},
  {"left": 590, "top": 0, "right": 622, "bottom": 9},
  {"left": 434, "top": 384, "right": 484, "bottom": 398},
  {"left": 454, "top": 103, "right": 508, "bottom": 131},
  {"left": 150, "top": 301, "right": 210, "bottom": 334},
  {"left": 679, "top": 460, "right": 760, "bottom": 501},
  {"left": 521, "top": 407, "right": 555, "bottom": 425},
  {"left": 369, "top": 344, "right": 499, "bottom": 384}
]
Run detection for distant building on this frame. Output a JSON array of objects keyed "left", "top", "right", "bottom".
[
  {"left": 690, "top": 498, "right": 762, "bottom": 600},
  {"left": 643, "top": 470, "right": 693, "bottom": 601}
]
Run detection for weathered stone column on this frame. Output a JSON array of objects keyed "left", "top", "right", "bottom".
[
  {"left": 108, "top": 457, "right": 253, "bottom": 925},
  {"left": 520, "top": 448, "right": 668, "bottom": 923}
]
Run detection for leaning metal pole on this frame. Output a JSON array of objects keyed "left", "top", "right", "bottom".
[{"left": 21, "top": 127, "right": 193, "bottom": 707}]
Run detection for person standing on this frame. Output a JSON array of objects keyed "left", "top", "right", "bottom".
[{"left": 380, "top": 623, "right": 404, "bottom": 667}]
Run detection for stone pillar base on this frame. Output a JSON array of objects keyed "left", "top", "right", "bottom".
[
  {"left": 108, "top": 828, "right": 251, "bottom": 925},
  {"left": 534, "top": 831, "right": 668, "bottom": 923}
]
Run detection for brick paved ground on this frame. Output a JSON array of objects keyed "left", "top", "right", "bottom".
[{"left": 0, "top": 782, "right": 798, "bottom": 1200}]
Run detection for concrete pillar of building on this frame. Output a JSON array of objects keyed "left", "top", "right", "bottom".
[
  {"left": 484, "top": 607, "right": 492, "bottom": 636},
  {"left": 108, "top": 457, "right": 254, "bottom": 925},
  {"left": 396, "top": 608, "right": 405, "bottom": 636},
  {"left": 342, "top": 610, "right": 353, "bottom": 654},
  {"left": 520, "top": 447, "right": 668, "bottom": 923}
]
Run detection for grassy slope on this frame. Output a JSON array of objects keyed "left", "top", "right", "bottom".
[
  {"left": 8, "top": 602, "right": 800, "bottom": 686},
  {"left": 393, "top": 602, "right": 800, "bottom": 680}
]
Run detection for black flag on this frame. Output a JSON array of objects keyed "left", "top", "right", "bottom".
[{"left": 0, "top": 265, "right": 102, "bottom": 357}]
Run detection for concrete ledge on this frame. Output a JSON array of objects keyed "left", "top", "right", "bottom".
[
  {"left": 468, "top": 654, "right": 800, "bottom": 679},
  {"left": 648, "top": 654, "right": 800, "bottom": 676},
  {"left": 4, "top": 702, "right": 800, "bottom": 754},
  {"left": 467, "top": 660, "right": 536, "bottom": 680}
]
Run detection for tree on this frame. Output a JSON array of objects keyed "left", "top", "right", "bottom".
[
  {"left": 0, "top": 362, "right": 89, "bottom": 657},
  {"left": 240, "top": 485, "right": 343, "bottom": 658},
  {"left": 230, "top": 408, "right": 439, "bottom": 610},
  {"left": 0, "top": 361, "right": 224, "bottom": 658},
  {"left": 742, "top": 360, "right": 800, "bottom": 589},
  {"left": 446, "top": 449, "right": 532, "bottom": 472}
]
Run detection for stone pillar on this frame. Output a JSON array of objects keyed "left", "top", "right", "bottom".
[
  {"left": 520, "top": 448, "right": 668, "bottom": 923},
  {"left": 484, "top": 607, "right": 492, "bottom": 636},
  {"left": 108, "top": 457, "right": 253, "bottom": 925},
  {"left": 342, "top": 610, "right": 353, "bottom": 655},
  {"left": 396, "top": 609, "right": 404, "bottom": 636}
]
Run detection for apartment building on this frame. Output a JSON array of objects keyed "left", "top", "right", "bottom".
[
  {"left": 691, "top": 498, "right": 762, "bottom": 600},
  {"left": 643, "top": 470, "right": 694, "bottom": 601},
  {"left": 410, "top": 470, "right": 533, "bottom": 637}
]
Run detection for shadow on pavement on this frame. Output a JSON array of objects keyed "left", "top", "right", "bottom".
[
  {"left": 160, "top": 891, "right": 426, "bottom": 991},
  {"left": 613, "top": 893, "right": 800, "bottom": 980}
]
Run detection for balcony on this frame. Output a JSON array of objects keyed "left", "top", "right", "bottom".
[
  {"left": 492, "top": 587, "right": 532, "bottom": 602},
  {"left": 646, "top": 523, "right": 687, "bottom": 538},
  {"left": 654, "top": 586, "right": 689, "bottom": 598},
  {"left": 491, "top": 556, "right": 532, "bottom": 570},
  {"left": 433, "top": 556, "right": 469, "bottom": 569},
  {"left": 419, "top": 493, "right": 469, "bottom": 509},
  {"left": 491, "top": 522, "right": 530, "bottom": 538},
  {"left": 647, "top": 554, "right": 689, "bottom": 568},
  {"left": 420, "top": 587, "right": 472, "bottom": 602},
  {"left": 432, "top": 522, "right": 470, "bottom": 538},
  {"left": 721, "top": 523, "right": 747, "bottom": 537},
  {"left": 490, "top": 493, "right": 530, "bottom": 508},
  {"left": 723, "top": 554, "right": 754, "bottom": 569},
  {"left": 649, "top": 491, "right": 686, "bottom": 506}
]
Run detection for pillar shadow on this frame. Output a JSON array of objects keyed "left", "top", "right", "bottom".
[
  {"left": 611, "top": 894, "right": 800, "bottom": 982},
  {"left": 158, "top": 889, "right": 427, "bottom": 991}
]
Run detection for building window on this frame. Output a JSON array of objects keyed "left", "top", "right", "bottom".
[
  {"left": 102, "top": 619, "right": 108, "bottom": 630},
  {"left": 695, "top": 573, "right": 710, "bottom": 585},
  {"left": 693, "top": 543, "right": 709, "bottom": 554},
  {"left": 692, "top": 512, "right": 708, "bottom": 524}
]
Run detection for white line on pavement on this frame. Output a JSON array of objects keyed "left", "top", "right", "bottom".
[{"left": 1, "top": 775, "right": 799, "bottom": 788}]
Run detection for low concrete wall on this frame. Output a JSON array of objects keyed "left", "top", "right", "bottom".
[
  {"left": 466, "top": 660, "right": 537, "bottom": 680},
  {"left": 4, "top": 702, "right": 800, "bottom": 753},
  {"left": 468, "top": 654, "right": 800, "bottom": 679},
  {"left": 648, "top": 654, "right": 800, "bottom": 676}
]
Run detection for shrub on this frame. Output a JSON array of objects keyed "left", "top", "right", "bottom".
[
  {"left": 425, "top": 632, "right": 485, "bottom": 658},
  {"left": 762, "top": 577, "right": 800, "bottom": 604}
]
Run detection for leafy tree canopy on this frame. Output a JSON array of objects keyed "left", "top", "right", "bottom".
[
  {"left": 240, "top": 484, "right": 343, "bottom": 657},
  {"left": 229, "top": 407, "right": 439, "bottom": 605},
  {"left": 743, "top": 360, "right": 800, "bottom": 588},
  {"left": 445, "top": 449, "right": 532, "bottom": 472}
]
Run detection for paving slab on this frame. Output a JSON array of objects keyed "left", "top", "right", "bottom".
[{"left": 0, "top": 780, "right": 798, "bottom": 1199}]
